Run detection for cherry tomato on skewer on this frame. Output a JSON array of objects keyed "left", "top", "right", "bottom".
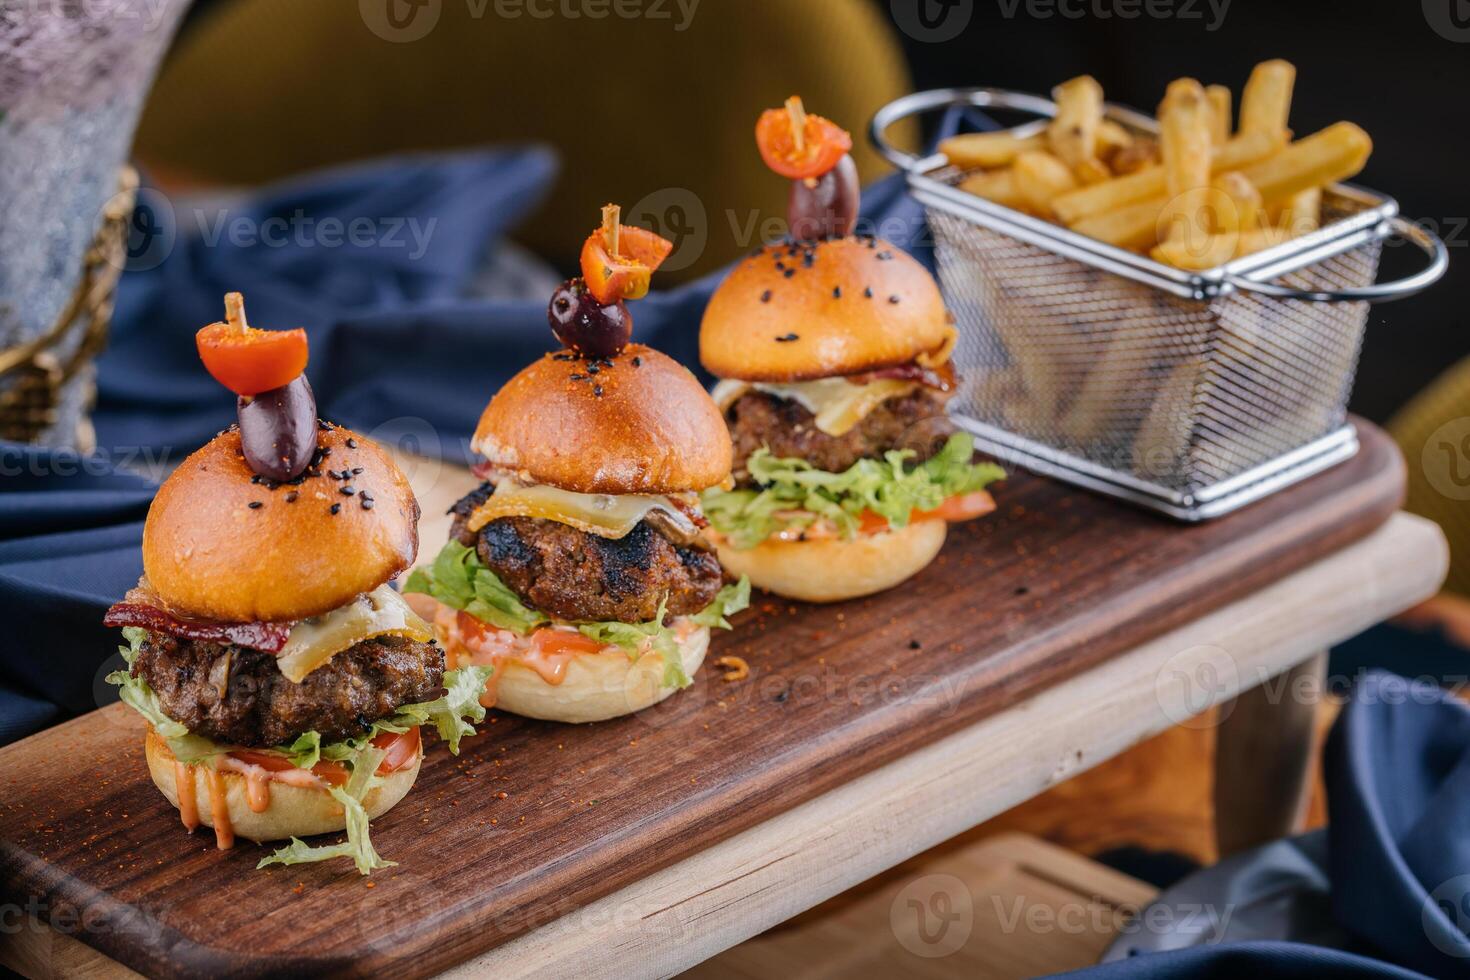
[{"left": 756, "top": 95, "right": 853, "bottom": 180}]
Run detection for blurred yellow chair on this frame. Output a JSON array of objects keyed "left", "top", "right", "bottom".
[
  {"left": 134, "top": 0, "right": 915, "bottom": 280},
  {"left": 1392, "top": 356, "right": 1470, "bottom": 600}
]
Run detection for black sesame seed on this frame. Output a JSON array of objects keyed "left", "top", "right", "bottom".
[
  {"left": 330, "top": 503, "right": 341, "bottom": 515},
  {"left": 285, "top": 491, "right": 299, "bottom": 503},
  {"left": 631, "top": 356, "right": 642, "bottom": 368},
  {"left": 832, "top": 286, "right": 842, "bottom": 299},
  {"left": 775, "top": 332, "right": 800, "bottom": 343},
  {"left": 317, "top": 420, "right": 333, "bottom": 431},
  {"left": 593, "top": 384, "right": 604, "bottom": 397},
  {"left": 360, "top": 491, "right": 374, "bottom": 502},
  {"left": 248, "top": 501, "right": 263, "bottom": 510},
  {"left": 775, "top": 260, "right": 785, "bottom": 270},
  {"left": 587, "top": 364, "right": 599, "bottom": 375},
  {"left": 351, "top": 467, "right": 363, "bottom": 475},
  {"left": 569, "top": 373, "right": 587, "bottom": 381},
  {"left": 340, "top": 485, "right": 356, "bottom": 496},
  {"left": 783, "top": 268, "right": 795, "bottom": 279},
  {"left": 877, "top": 251, "right": 893, "bottom": 261},
  {"left": 553, "top": 352, "right": 575, "bottom": 361},
  {"left": 361, "top": 498, "right": 375, "bottom": 510},
  {"left": 864, "top": 287, "right": 873, "bottom": 299},
  {"left": 889, "top": 295, "right": 901, "bottom": 304},
  {"left": 346, "top": 437, "right": 357, "bottom": 449},
  {"left": 760, "top": 290, "right": 772, "bottom": 303},
  {"left": 250, "top": 474, "right": 262, "bottom": 485}
]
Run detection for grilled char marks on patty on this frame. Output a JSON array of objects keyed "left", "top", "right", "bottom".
[
  {"left": 133, "top": 633, "right": 444, "bottom": 749},
  {"left": 445, "top": 483, "right": 723, "bottom": 623},
  {"left": 726, "top": 387, "right": 957, "bottom": 485}
]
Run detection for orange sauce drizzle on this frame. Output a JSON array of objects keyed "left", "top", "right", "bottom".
[
  {"left": 202, "top": 766, "right": 234, "bottom": 849},
  {"left": 174, "top": 761, "right": 200, "bottom": 832}
]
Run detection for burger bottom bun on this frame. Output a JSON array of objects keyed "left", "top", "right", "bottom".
[
  {"left": 710, "top": 519, "right": 947, "bottom": 603},
  {"left": 144, "top": 730, "right": 419, "bottom": 843},
  {"left": 495, "top": 626, "right": 710, "bottom": 724}
]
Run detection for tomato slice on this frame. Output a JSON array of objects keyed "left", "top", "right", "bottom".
[
  {"left": 228, "top": 748, "right": 348, "bottom": 786},
  {"left": 580, "top": 213, "right": 674, "bottom": 305},
  {"left": 857, "top": 509, "right": 891, "bottom": 535},
  {"left": 915, "top": 491, "right": 997, "bottom": 524},
  {"left": 372, "top": 727, "right": 422, "bottom": 774},
  {"left": 531, "top": 628, "right": 608, "bottom": 657},
  {"left": 755, "top": 96, "right": 853, "bottom": 180},
  {"left": 195, "top": 293, "right": 308, "bottom": 397}
]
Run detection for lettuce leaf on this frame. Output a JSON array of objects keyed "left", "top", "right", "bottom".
[
  {"left": 258, "top": 747, "right": 394, "bottom": 875},
  {"left": 578, "top": 578, "right": 751, "bottom": 689},
  {"left": 403, "top": 540, "right": 546, "bottom": 634},
  {"left": 703, "top": 432, "right": 1005, "bottom": 549}
]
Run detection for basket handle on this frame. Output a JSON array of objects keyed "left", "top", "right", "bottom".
[
  {"left": 1222, "top": 218, "right": 1448, "bottom": 303},
  {"left": 869, "top": 87, "right": 1058, "bottom": 173}
]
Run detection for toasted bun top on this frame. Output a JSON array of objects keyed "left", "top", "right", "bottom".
[
  {"left": 472, "top": 344, "right": 732, "bottom": 495},
  {"left": 700, "top": 237, "right": 954, "bottom": 382},
  {"left": 143, "top": 425, "right": 419, "bottom": 623}
]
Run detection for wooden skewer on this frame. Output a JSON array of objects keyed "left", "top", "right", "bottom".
[
  {"left": 224, "top": 292, "right": 248, "bottom": 333},
  {"left": 601, "top": 203, "right": 620, "bottom": 257},
  {"left": 785, "top": 95, "right": 807, "bottom": 153}
]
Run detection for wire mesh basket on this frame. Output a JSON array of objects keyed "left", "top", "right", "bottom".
[{"left": 871, "top": 89, "right": 1448, "bottom": 520}]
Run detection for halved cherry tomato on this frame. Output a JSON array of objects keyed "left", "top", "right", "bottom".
[
  {"left": 372, "top": 726, "right": 422, "bottom": 774},
  {"left": 855, "top": 491, "right": 998, "bottom": 535},
  {"left": 755, "top": 98, "right": 853, "bottom": 180},
  {"left": 580, "top": 222, "right": 674, "bottom": 305},
  {"left": 227, "top": 726, "right": 420, "bottom": 785},
  {"left": 196, "top": 322, "right": 309, "bottom": 397},
  {"left": 914, "top": 490, "right": 997, "bottom": 524},
  {"left": 229, "top": 748, "right": 348, "bottom": 786},
  {"left": 531, "top": 628, "right": 609, "bottom": 657}
]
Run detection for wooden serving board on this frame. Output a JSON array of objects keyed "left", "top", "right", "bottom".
[{"left": 0, "top": 420, "right": 1403, "bottom": 979}]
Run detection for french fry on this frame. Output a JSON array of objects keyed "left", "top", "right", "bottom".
[
  {"left": 958, "top": 168, "right": 1030, "bottom": 212},
  {"left": 1051, "top": 129, "right": 1277, "bottom": 224},
  {"left": 1108, "top": 136, "right": 1160, "bottom": 175},
  {"left": 1239, "top": 59, "right": 1295, "bottom": 144},
  {"left": 1150, "top": 231, "right": 1238, "bottom": 270},
  {"left": 1232, "top": 225, "right": 1295, "bottom": 258},
  {"left": 1098, "top": 120, "right": 1134, "bottom": 152},
  {"left": 940, "top": 130, "right": 1047, "bottom": 169},
  {"left": 1206, "top": 84, "right": 1232, "bottom": 144},
  {"left": 1013, "top": 150, "right": 1079, "bottom": 215},
  {"left": 1157, "top": 79, "right": 1213, "bottom": 249},
  {"left": 1074, "top": 158, "right": 1113, "bottom": 185},
  {"left": 1048, "top": 75, "right": 1105, "bottom": 173},
  {"left": 1271, "top": 186, "right": 1321, "bottom": 234},
  {"left": 1070, "top": 196, "right": 1165, "bottom": 250},
  {"left": 1238, "top": 122, "right": 1371, "bottom": 205},
  {"left": 1212, "top": 171, "right": 1264, "bottom": 233}
]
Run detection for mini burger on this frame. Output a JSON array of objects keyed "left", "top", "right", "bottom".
[
  {"left": 699, "top": 98, "right": 1005, "bottom": 603},
  {"left": 405, "top": 206, "right": 749, "bottom": 724},
  {"left": 105, "top": 294, "right": 490, "bottom": 875}
]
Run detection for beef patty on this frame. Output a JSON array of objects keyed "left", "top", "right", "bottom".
[
  {"left": 133, "top": 632, "right": 444, "bottom": 748},
  {"left": 726, "top": 387, "right": 956, "bottom": 483},
  {"left": 448, "top": 485, "right": 723, "bottom": 624}
]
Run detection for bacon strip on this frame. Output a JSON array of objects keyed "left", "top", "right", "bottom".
[
  {"left": 844, "top": 361, "right": 957, "bottom": 392},
  {"left": 104, "top": 602, "right": 292, "bottom": 653}
]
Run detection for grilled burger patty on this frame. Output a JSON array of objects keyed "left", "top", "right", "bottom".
[
  {"left": 726, "top": 388, "right": 956, "bottom": 483},
  {"left": 449, "top": 485, "right": 724, "bottom": 624},
  {"left": 133, "top": 632, "right": 444, "bottom": 748}
]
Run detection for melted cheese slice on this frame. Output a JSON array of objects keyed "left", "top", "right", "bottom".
[
  {"left": 275, "top": 584, "right": 432, "bottom": 684},
  {"left": 465, "top": 481, "right": 698, "bottom": 541},
  {"left": 712, "top": 377, "right": 920, "bottom": 437}
]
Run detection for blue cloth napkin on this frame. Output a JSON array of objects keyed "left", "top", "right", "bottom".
[{"left": 1070, "top": 671, "right": 1470, "bottom": 979}]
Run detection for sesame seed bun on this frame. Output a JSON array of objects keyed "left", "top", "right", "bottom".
[
  {"left": 700, "top": 237, "right": 954, "bottom": 382},
  {"left": 144, "top": 728, "right": 419, "bottom": 844},
  {"left": 492, "top": 625, "right": 709, "bottom": 723},
  {"left": 707, "top": 519, "right": 947, "bottom": 603},
  {"left": 142, "top": 426, "right": 419, "bottom": 623},
  {"left": 471, "top": 344, "right": 733, "bottom": 495}
]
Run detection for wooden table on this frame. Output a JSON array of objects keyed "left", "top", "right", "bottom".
[{"left": 0, "top": 421, "right": 1448, "bottom": 979}]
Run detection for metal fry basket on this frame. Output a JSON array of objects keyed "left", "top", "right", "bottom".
[{"left": 871, "top": 89, "right": 1448, "bottom": 520}]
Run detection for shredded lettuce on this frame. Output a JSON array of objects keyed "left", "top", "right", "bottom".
[
  {"left": 107, "top": 631, "right": 492, "bottom": 875},
  {"left": 409, "top": 540, "right": 751, "bottom": 692},
  {"left": 403, "top": 540, "right": 546, "bottom": 633},
  {"left": 702, "top": 432, "right": 1005, "bottom": 549}
]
